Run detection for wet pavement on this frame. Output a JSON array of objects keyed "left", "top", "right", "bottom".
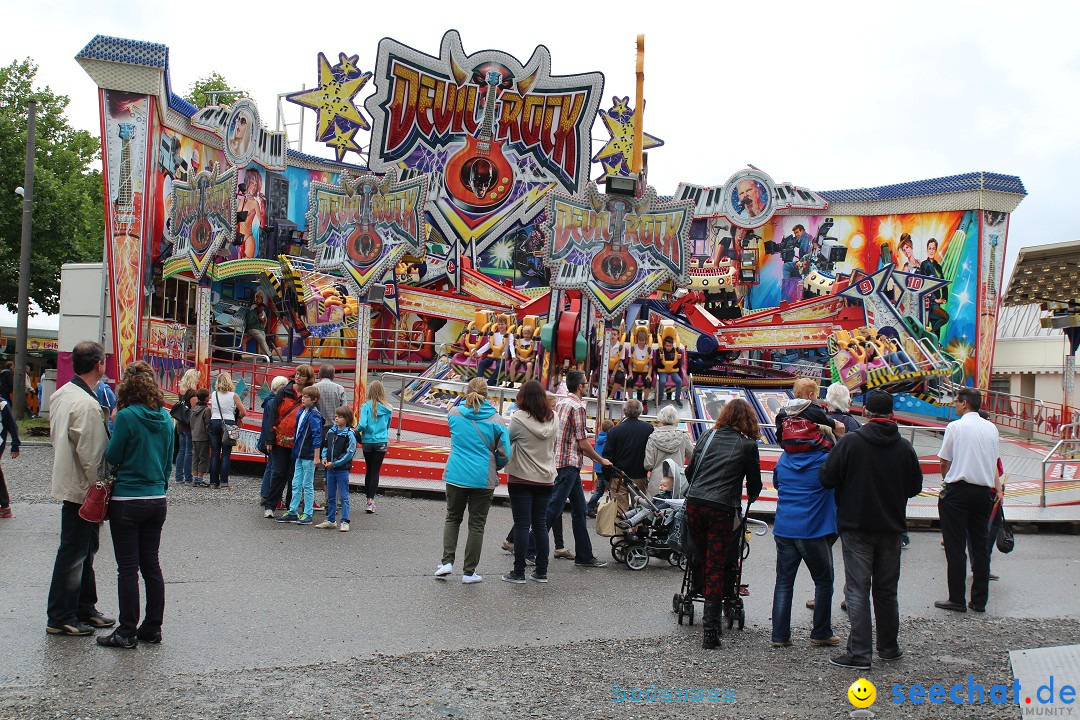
[{"left": 1, "top": 444, "right": 1078, "bottom": 718}]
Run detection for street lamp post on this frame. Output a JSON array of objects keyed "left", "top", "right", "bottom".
[{"left": 14, "top": 100, "right": 36, "bottom": 420}]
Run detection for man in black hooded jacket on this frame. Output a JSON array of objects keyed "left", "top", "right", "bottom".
[{"left": 819, "top": 390, "right": 922, "bottom": 670}]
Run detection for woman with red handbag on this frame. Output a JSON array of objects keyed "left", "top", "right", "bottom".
[{"left": 97, "top": 362, "right": 174, "bottom": 649}]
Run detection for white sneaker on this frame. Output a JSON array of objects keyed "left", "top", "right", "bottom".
[
  {"left": 315, "top": 520, "right": 337, "bottom": 529},
  {"left": 339, "top": 521, "right": 350, "bottom": 532},
  {"left": 462, "top": 573, "right": 483, "bottom": 584},
  {"left": 435, "top": 563, "right": 453, "bottom": 577},
  {"left": 263, "top": 509, "right": 274, "bottom": 519}
]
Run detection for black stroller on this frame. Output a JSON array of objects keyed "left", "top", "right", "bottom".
[
  {"left": 671, "top": 503, "right": 768, "bottom": 628},
  {"left": 606, "top": 466, "right": 680, "bottom": 571}
]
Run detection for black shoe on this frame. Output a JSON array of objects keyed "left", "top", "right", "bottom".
[
  {"left": 879, "top": 647, "right": 905, "bottom": 661},
  {"left": 46, "top": 622, "right": 96, "bottom": 636},
  {"left": 574, "top": 558, "right": 608, "bottom": 567},
  {"left": 967, "top": 602, "right": 986, "bottom": 613},
  {"left": 96, "top": 630, "right": 138, "bottom": 649},
  {"left": 702, "top": 629, "right": 720, "bottom": 650},
  {"left": 80, "top": 611, "right": 116, "bottom": 629},
  {"left": 585, "top": 509, "right": 597, "bottom": 519},
  {"left": 137, "top": 629, "right": 162, "bottom": 643},
  {"left": 934, "top": 600, "right": 967, "bottom": 613},
  {"left": 830, "top": 653, "right": 871, "bottom": 670}
]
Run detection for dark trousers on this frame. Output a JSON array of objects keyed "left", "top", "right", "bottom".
[
  {"left": 208, "top": 420, "right": 233, "bottom": 487},
  {"left": 264, "top": 445, "right": 296, "bottom": 510},
  {"left": 686, "top": 502, "right": 736, "bottom": 602},
  {"left": 508, "top": 483, "right": 551, "bottom": 575},
  {"left": 0, "top": 464, "right": 9, "bottom": 507},
  {"left": 939, "top": 481, "right": 993, "bottom": 608},
  {"left": 363, "top": 449, "right": 385, "bottom": 499},
  {"left": 46, "top": 501, "right": 101, "bottom": 627},
  {"left": 840, "top": 530, "right": 902, "bottom": 664},
  {"left": 108, "top": 498, "right": 167, "bottom": 638},
  {"left": 771, "top": 535, "right": 836, "bottom": 643},
  {"left": 546, "top": 467, "right": 594, "bottom": 562}
]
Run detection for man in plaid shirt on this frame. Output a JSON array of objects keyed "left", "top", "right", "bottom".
[{"left": 547, "top": 370, "right": 610, "bottom": 567}]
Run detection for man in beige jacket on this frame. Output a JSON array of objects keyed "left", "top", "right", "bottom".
[{"left": 46, "top": 341, "right": 116, "bottom": 636}]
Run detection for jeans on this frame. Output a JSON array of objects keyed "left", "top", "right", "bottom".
[
  {"left": 289, "top": 458, "right": 316, "bottom": 518},
  {"left": 264, "top": 445, "right": 295, "bottom": 510},
  {"left": 442, "top": 484, "right": 494, "bottom": 575},
  {"left": 657, "top": 373, "right": 683, "bottom": 398},
  {"left": 0, "top": 464, "right": 9, "bottom": 507},
  {"left": 174, "top": 431, "right": 193, "bottom": 484},
  {"left": 939, "top": 482, "right": 993, "bottom": 608},
  {"left": 840, "top": 530, "right": 902, "bottom": 664},
  {"left": 586, "top": 471, "right": 608, "bottom": 512},
  {"left": 108, "top": 498, "right": 167, "bottom": 639},
  {"left": 477, "top": 358, "right": 505, "bottom": 384},
  {"left": 46, "top": 501, "right": 102, "bottom": 627},
  {"left": 771, "top": 535, "right": 836, "bottom": 643},
  {"left": 509, "top": 484, "right": 551, "bottom": 576},
  {"left": 260, "top": 452, "right": 275, "bottom": 502},
  {"left": 326, "top": 468, "right": 350, "bottom": 523},
  {"left": 208, "top": 420, "right": 233, "bottom": 487},
  {"left": 547, "top": 467, "right": 595, "bottom": 563},
  {"left": 363, "top": 449, "right": 385, "bottom": 499}
]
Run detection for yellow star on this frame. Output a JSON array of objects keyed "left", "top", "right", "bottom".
[
  {"left": 609, "top": 96, "right": 631, "bottom": 118},
  {"left": 287, "top": 52, "right": 371, "bottom": 142},
  {"left": 335, "top": 53, "right": 360, "bottom": 78},
  {"left": 326, "top": 123, "right": 362, "bottom": 162},
  {"left": 593, "top": 110, "right": 664, "bottom": 162}
]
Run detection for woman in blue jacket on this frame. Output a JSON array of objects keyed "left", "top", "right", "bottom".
[
  {"left": 435, "top": 377, "right": 510, "bottom": 584},
  {"left": 355, "top": 380, "right": 393, "bottom": 514}
]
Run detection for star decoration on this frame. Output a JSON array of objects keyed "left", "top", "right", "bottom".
[
  {"left": 592, "top": 97, "right": 664, "bottom": 184},
  {"left": 335, "top": 53, "right": 360, "bottom": 79},
  {"left": 287, "top": 52, "right": 372, "bottom": 143},
  {"left": 326, "top": 123, "right": 362, "bottom": 162}
]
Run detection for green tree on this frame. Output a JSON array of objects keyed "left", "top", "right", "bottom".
[
  {"left": 184, "top": 72, "right": 247, "bottom": 109},
  {"left": 0, "top": 58, "right": 104, "bottom": 315}
]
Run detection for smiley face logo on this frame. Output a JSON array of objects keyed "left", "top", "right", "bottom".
[{"left": 848, "top": 678, "right": 876, "bottom": 709}]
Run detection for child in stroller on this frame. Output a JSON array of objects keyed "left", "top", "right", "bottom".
[{"left": 609, "top": 461, "right": 685, "bottom": 571}]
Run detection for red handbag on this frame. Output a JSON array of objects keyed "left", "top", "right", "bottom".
[{"left": 79, "top": 479, "right": 113, "bottom": 524}]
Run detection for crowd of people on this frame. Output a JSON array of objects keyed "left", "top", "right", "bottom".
[{"left": 26, "top": 345, "right": 1005, "bottom": 663}]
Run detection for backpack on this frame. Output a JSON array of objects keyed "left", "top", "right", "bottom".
[
  {"left": 273, "top": 393, "right": 303, "bottom": 448},
  {"left": 781, "top": 414, "right": 834, "bottom": 454}
]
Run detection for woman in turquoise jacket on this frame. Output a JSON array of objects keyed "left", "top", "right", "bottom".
[
  {"left": 355, "top": 380, "right": 394, "bottom": 514},
  {"left": 435, "top": 377, "right": 510, "bottom": 584},
  {"left": 98, "top": 362, "right": 174, "bottom": 649}
]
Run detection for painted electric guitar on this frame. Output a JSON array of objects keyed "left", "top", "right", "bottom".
[
  {"left": 591, "top": 200, "right": 638, "bottom": 290},
  {"left": 444, "top": 71, "right": 514, "bottom": 213},
  {"left": 347, "top": 184, "right": 382, "bottom": 267},
  {"left": 190, "top": 175, "right": 213, "bottom": 253}
]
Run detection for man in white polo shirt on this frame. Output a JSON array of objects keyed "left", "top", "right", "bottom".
[{"left": 935, "top": 387, "right": 1000, "bottom": 614}]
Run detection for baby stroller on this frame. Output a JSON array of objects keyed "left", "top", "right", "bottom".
[
  {"left": 607, "top": 466, "right": 680, "bottom": 571},
  {"left": 671, "top": 502, "right": 768, "bottom": 627}
]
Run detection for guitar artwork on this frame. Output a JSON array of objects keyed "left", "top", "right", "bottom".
[
  {"left": 190, "top": 175, "right": 214, "bottom": 253},
  {"left": 591, "top": 200, "right": 638, "bottom": 291},
  {"left": 113, "top": 123, "right": 140, "bottom": 234},
  {"left": 346, "top": 184, "right": 383, "bottom": 267},
  {"left": 444, "top": 71, "right": 514, "bottom": 213}
]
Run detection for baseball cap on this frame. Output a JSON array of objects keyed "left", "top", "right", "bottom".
[{"left": 865, "top": 390, "right": 894, "bottom": 415}]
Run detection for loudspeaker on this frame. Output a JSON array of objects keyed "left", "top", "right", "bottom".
[{"left": 266, "top": 172, "right": 289, "bottom": 223}]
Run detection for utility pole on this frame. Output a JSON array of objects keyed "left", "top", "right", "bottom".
[{"left": 14, "top": 100, "right": 36, "bottom": 420}]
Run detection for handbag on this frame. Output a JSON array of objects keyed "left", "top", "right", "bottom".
[
  {"left": 468, "top": 416, "right": 506, "bottom": 490},
  {"left": 994, "top": 502, "right": 1014, "bottom": 554},
  {"left": 170, "top": 400, "right": 190, "bottom": 425},
  {"left": 80, "top": 403, "right": 117, "bottom": 524},
  {"left": 685, "top": 429, "right": 719, "bottom": 485},
  {"left": 216, "top": 393, "right": 241, "bottom": 447},
  {"left": 595, "top": 493, "right": 618, "bottom": 536}
]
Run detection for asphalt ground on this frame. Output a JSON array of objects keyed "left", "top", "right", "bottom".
[{"left": 1, "top": 443, "right": 1078, "bottom": 719}]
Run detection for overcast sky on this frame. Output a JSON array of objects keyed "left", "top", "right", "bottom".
[{"left": 5, "top": 0, "right": 1078, "bottom": 330}]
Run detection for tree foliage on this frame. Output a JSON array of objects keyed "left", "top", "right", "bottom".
[
  {"left": 0, "top": 58, "right": 104, "bottom": 315},
  {"left": 184, "top": 72, "right": 247, "bottom": 109}
]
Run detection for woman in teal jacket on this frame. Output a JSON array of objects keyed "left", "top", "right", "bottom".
[
  {"left": 98, "top": 362, "right": 174, "bottom": 649},
  {"left": 355, "top": 380, "right": 393, "bottom": 514},
  {"left": 435, "top": 377, "right": 510, "bottom": 584}
]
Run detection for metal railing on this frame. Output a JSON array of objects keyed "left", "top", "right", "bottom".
[{"left": 1041, "top": 437, "right": 1080, "bottom": 508}]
